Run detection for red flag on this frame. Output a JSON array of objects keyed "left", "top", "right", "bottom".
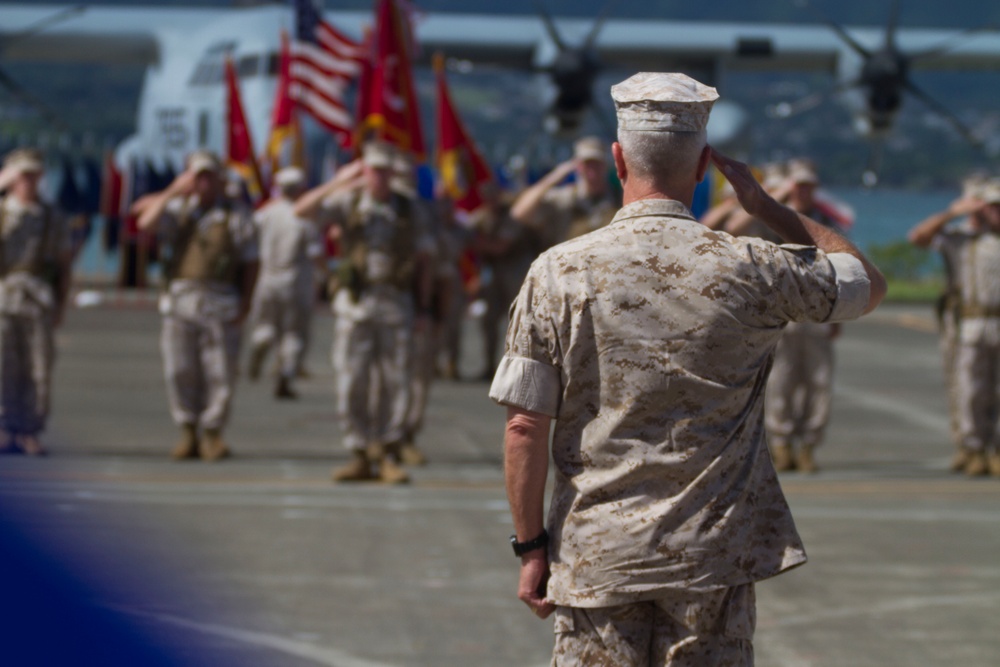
[
  {"left": 434, "top": 53, "right": 493, "bottom": 212},
  {"left": 225, "top": 57, "right": 265, "bottom": 202},
  {"left": 267, "top": 31, "right": 305, "bottom": 177},
  {"left": 355, "top": 0, "right": 424, "bottom": 157}
]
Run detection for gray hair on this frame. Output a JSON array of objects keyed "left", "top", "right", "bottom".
[{"left": 617, "top": 129, "right": 707, "bottom": 186}]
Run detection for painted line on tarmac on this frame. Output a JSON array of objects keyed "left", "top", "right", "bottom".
[
  {"left": 116, "top": 607, "right": 395, "bottom": 667},
  {"left": 834, "top": 380, "right": 948, "bottom": 434}
]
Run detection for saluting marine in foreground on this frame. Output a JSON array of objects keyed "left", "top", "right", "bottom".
[{"left": 492, "top": 72, "right": 885, "bottom": 665}]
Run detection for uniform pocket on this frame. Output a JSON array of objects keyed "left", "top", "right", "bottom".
[{"left": 553, "top": 606, "right": 576, "bottom": 634}]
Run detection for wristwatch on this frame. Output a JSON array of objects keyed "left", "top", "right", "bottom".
[{"left": 510, "top": 529, "right": 549, "bottom": 557}]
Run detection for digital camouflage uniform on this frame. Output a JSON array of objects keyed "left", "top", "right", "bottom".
[
  {"left": 490, "top": 199, "right": 871, "bottom": 664},
  {"left": 529, "top": 182, "right": 618, "bottom": 251},
  {"left": 158, "top": 195, "right": 258, "bottom": 434},
  {"left": 473, "top": 202, "right": 538, "bottom": 377},
  {"left": 933, "top": 221, "right": 1000, "bottom": 466},
  {"left": 763, "top": 208, "right": 841, "bottom": 469},
  {"left": 323, "top": 189, "right": 433, "bottom": 457},
  {"left": 248, "top": 196, "right": 321, "bottom": 389},
  {"left": 0, "top": 195, "right": 70, "bottom": 438}
]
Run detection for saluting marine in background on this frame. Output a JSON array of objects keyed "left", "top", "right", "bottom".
[
  {"left": 247, "top": 166, "right": 321, "bottom": 400},
  {"left": 510, "top": 136, "right": 619, "bottom": 251},
  {"left": 0, "top": 148, "right": 72, "bottom": 457},
  {"left": 910, "top": 178, "right": 1000, "bottom": 477},
  {"left": 304, "top": 142, "right": 434, "bottom": 484},
  {"left": 138, "top": 151, "right": 259, "bottom": 462}
]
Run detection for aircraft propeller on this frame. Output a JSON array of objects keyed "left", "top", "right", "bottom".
[
  {"left": 768, "top": 0, "right": 993, "bottom": 185},
  {"left": 534, "top": 0, "right": 618, "bottom": 137}
]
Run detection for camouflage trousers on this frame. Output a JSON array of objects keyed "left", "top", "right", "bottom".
[
  {"left": 403, "top": 323, "right": 438, "bottom": 440},
  {"left": 551, "top": 584, "right": 755, "bottom": 667},
  {"left": 955, "top": 340, "right": 1000, "bottom": 452},
  {"left": 939, "top": 314, "right": 961, "bottom": 448},
  {"left": 161, "top": 314, "right": 242, "bottom": 431},
  {"left": 765, "top": 328, "right": 834, "bottom": 448},
  {"left": 332, "top": 315, "right": 411, "bottom": 451},
  {"left": 249, "top": 284, "right": 312, "bottom": 379},
  {"left": 0, "top": 312, "right": 55, "bottom": 435}
]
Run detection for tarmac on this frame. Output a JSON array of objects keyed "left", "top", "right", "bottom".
[{"left": 1, "top": 298, "right": 999, "bottom": 666}]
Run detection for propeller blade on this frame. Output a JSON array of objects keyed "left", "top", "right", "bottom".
[
  {"left": 795, "top": 0, "right": 871, "bottom": 58},
  {"left": 583, "top": 0, "right": 620, "bottom": 50},
  {"left": 0, "top": 66, "right": 66, "bottom": 130},
  {"left": 908, "top": 25, "right": 999, "bottom": 62},
  {"left": 533, "top": 0, "right": 566, "bottom": 52},
  {"left": 903, "top": 79, "right": 981, "bottom": 146},
  {"left": 0, "top": 5, "right": 86, "bottom": 52},
  {"left": 885, "top": 0, "right": 901, "bottom": 49}
]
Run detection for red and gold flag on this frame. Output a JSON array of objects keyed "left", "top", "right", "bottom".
[
  {"left": 355, "top": 0, "right": 424, "bottom": 157},
  {"left": 434, "top": 52, "right": 492, "bottom": 212},
  {"left": 267, "top": 31, "right": 305, "bottom": 176},
  {"left": 225, "top": 57, "right": 266, "bottom": 202}
]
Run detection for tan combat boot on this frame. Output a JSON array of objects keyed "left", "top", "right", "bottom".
[
  {"left": 950, "top": 447, "right": 972, "bottom": 473},
  {"left": 275, "top": 376, "right": 298, "bottom": 400},
  {"left": 399, "top": 440, "right": 427, "bottom": 466},
  {"left": 770, "top": 440, "right": 795, "bottom": 472},
  {"left": 987, "top": 451, "right": 1000, "bottom": 478},
  {"left": 964, "top": 450, "right": 988, "bottom": 477},
  {"left": 797, "top": 446, "right": 818, "bottom": 474},
  {"left": 376, "top": 443, "right": 410, "bottom": 484},
  {"left": 18, "top": 434, "right": 47, "bottom": 457},
  {"left": 201, "top": 428, "right": 231, "bottom": 462},
  {"left": 331, "top": 449, "right": 375, "bottom": 482},
  {"left": 171, "top": 424, "right": 199, "bottom": 460}
]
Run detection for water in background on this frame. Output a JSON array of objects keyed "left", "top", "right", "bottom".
[
  {"left": 73, "top": 188, "right": 958, "bottom": 282},
  {"left": 828, "top": 187, "right": 955, "bottom": 251}
]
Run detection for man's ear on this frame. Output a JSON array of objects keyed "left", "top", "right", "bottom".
[
  {"left": 612, "top": 142, "right": 627, "bottom": 184},
  {"left": 695, "top": 144, "right": 712, "bottom": 183}
]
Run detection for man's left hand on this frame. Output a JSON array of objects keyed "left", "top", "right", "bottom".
[{"left": 518, "top": 552, "right": 555, "bottom": 619}]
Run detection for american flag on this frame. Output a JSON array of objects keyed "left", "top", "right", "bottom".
[{"left": 289, "top": 0, "right": 366, "bottom": 143}]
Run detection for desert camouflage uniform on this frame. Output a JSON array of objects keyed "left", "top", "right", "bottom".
[
  {"left": 323, "top": 190, "right": 433, "bottom": 452},
  {"left": 490, "top": 199, "right": 870, "bottom": 661},
  {"left": 529, "top": 182, "right": 618, "bottom": 251},
  {"left": 473, "top": 203, "right": 537, "bottom": 376},
  {"left": 158, "top": 195, "right": 258, "bottom": 431},
  {"left": 0, "top": 195, "right": 70, "bottom": 436},
  {"left": 764, "top": 209, "right": 840, "bottom": 460},
  {"left": 249, "top": 197, "right": 322, "bottom": 381},
  {"left": 934, "top": 222, "right": 1000, "bottom": 456}
]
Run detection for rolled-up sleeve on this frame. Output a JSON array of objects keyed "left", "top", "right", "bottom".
[
  {"left": 826, "top": 252, "right": 871, "bottom": 322},
  {"left": 489, "top": 356, "right": 561, "bottom": 418},
  {"left": 488, "top": 263, "right": 563, "bottom": 417}
]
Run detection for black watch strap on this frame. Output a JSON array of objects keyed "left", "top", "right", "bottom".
[{"left": 510, "top": 529, "right": 549, "bottom": 557}]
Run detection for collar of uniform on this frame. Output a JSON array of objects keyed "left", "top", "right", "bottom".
[{"left": 611, "top": 198, "right": 694, "bottom": 224}]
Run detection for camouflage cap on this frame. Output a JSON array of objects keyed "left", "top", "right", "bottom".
[
  {"left": 787, "top": 159, "right": 819, "bottom": 185},
  {"left": 961, "top": 172, "right": 990, "bottom": 200},
  {"left": 574, "top": 136, "right": 607, "bottom": 162},
  {"left": 274, "top": 166, "right": 305, "bottom": 188},
  {"left": 3, "top": 148, "right": 44, "bottom": 175},
  {"left": 981, "top": 179, "right": 1000, "bottom": 205},
  {"left": 362, "top": 141, "right": 396, "bottom": 169},
  {"left": 611, "top": 72, "right": 719, "bottom": 133},
  {"left": 187, "top": 150, "right": 222, "bottom": 175}
]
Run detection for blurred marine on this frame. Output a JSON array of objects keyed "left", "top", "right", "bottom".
[
  {"left": 138, "top": 151, "right": 259, "bottom": 461},
  {"left": 0, "top": 149, "right": 72, "bottom": 456}
]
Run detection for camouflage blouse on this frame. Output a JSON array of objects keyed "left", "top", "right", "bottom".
[{"left": 490, "top": 198, "right": 870, "bottom": 607}]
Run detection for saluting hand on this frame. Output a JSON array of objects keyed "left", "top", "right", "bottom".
[
  {"left": 711, "top": 149, "right": 771, "bottom": 218},
  {"left": 167, "top": 169, "right": 197, "bottom": 197},
  {"left": 948, "top": 195, "right": 985, "bottom": 218}
]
